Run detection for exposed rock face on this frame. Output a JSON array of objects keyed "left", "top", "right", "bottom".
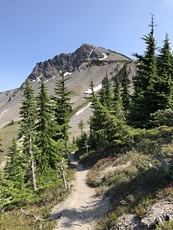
[
  {"left": 0, "top": 43, "right": 133, "bottom": 131},
  {"left": 28, "top": 43, "right": 130, "bottom": 81}
]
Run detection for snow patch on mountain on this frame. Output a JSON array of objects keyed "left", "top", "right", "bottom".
[
  {"left": 85, "top": 83, "right": 102, "bottom": 94},
  {"left": 99, "top": 53, "right": 107, "bottom": 60},
  {"left": 64, "top": 72, "right": 72, "bottom": 77},
  {"left": 37, "top": 74, "right": 43, "bottom": 82},
  {"left": 0, "top": 109, "right": 8, "bottom": 118},
  {"left": 89, "top": 49, "right": 93, "bottom": 56},
  {"left": 76, "top": 102, "right": 91, "bottom": 116},
  {"left": 1, "top": 109, "right": 8, "bottom": 115}
]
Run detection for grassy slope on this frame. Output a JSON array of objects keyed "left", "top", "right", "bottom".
[{"left": 0, "top": 121, "right": 19, "bottom": 164}]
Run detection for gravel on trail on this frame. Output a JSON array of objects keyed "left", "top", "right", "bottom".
[{"left": 51, "top": 154, "right": 111, "bottom": 230}]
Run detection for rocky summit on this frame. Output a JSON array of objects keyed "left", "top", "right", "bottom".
[
  {"left": 0, "top": 44, "right": 134, "bottom": 136},
  {"left": 28, "top": 44, "right": 130, "bottom": 81}
]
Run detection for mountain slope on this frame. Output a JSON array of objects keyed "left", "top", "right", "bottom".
[
  {"left": 0, "top": 44, "right": 134, "bottom": 137},
  {"left": 28, "top": 44, "right": 131, "bottom": 81}
]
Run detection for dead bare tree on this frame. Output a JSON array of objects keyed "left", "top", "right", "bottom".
[
  {"left": 59, "top": 160, "right": 68, "bottom": 191},
  {"left": 29, "top": 136, "right": 38, "bottom": 191}
]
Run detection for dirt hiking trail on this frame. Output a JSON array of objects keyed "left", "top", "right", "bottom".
[{"left": 51, "top": 153, "right": 111, "bottom": 230}]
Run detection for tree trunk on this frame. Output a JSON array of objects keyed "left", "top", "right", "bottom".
[
  {"left": 65, "top": 136, "right": 68, "bottom": 158},
  {"left": 30, "top": 136, "right": 38, "bottom": 191},
  {"left": 60, "top": 160, "right": 68, "bottom": 191},
  {"left": 31, "top": 159, "right": 37, "bottom": 191}
]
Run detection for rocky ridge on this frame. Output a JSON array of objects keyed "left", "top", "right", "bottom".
[
  {"left": 28, "top": 43, "right": 130, "bottom": 81},
  {"left": 0, "top": 44, "right": 133, "bottom": 132}
]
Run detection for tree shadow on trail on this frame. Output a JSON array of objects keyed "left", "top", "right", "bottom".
[
  {"left": 51, "top": 155, "right": 112, "bottom": 228},
  {"left": 51, "top": 194, "right": 111, "bottom": 228},
  {"left": 68, "top": 153, "right": 90, "bottom": 172},
  {"left": 75, "top": 147, "right": 116, "bottom": 168}
]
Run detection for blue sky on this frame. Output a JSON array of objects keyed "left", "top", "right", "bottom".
[{"left": 1, "top": 0, "right": 173, "bottom": 91}]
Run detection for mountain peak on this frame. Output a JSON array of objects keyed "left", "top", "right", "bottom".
[
  {"left": 0, "top": 43, "right": 133, "bottom": 130},
  {"left": 28, "top": 44, "right": 130, "bottom": 81}
]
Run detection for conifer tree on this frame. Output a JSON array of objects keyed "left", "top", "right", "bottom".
[
  {"left": 98, "top": 86, "right": 106, "bottom": 107},
  {"left": 89, "top": 78, "right": 132, "bottom": 149},
  {"left": 98, "top": 101, "right": 131, "bottom": 147},
  {"left": 121, "top": 64, "right": 130, "bottom": 112},
  {"left": 78, "top": 119, "right": 84, "bottom": 136},
  {"left": 36, "top": 76, "right": 63, "bottom": 176},
  {"left": 90, "top": 95, "right": 130, "bottom": 148},
  {"left": 99, "top": 73, "right": 113, "bottom": 109},
  {"left": 91, "top": 100, "right": 106, "bottom": 148},
  {"left": 1, "top": 139, "right": 34, "bottom": 209},
  {"left": 130, "top": 14, "right": 158, "bottom": 127},
  {"left": 4, "top": 138, "right": 25, "bottom": 191},
  {"left": 19, "top": 79, "right": 38, "bottom": 191},
  {"left": 87, "top": 79, "right": 98, "bottom": 148},
  {"left": 157, "top": 34, "right": 173, "bottom": 109},
  {"left": 76, "top": 120, "right": 88, "bottom": 150},
  {"left": 89, "top": 79, "right": 120, "bottom": 148},
  {"left": 53, "top": 70, "right": 72, "bottom": 157},
  {"left": 113, "top": 73, "right": 125, "bottom": 120}
]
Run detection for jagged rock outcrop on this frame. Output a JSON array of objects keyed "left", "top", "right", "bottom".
[
  {"left": 28, "top": 44, "right": 130, "bottom": 81},
  {"left": 0, "top": 43, "right": 133, "bottom": 132}
]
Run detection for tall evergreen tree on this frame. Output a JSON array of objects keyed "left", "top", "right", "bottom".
[
  {"left": 1, "top": 141, "right": 25, "bottom": 209},
  {"left": 4, "top": 138, "right": 25, "bottom": 191},
  {"left": 157, "top": 34, "right": 173, "bottom": 109},
  {"left": 36, "top": 76, "right": 63, "bottom": 176},
  {"left": 99, "top": 73, "right": 113, "bottom": 109},
  {"left": 88, "top": 79, "right": 103, "bottom": 148},
  {"left": 98, "top": 101, "right": 131, "bottom": 147},
  {"left": 90, "top": 92, "right": 130, "bottom": 148},
  {"left": 90, "top": 100, "right": 107, "bottom": 148},
  {"left": 19, "top": 79, "right": 38, "bottom": 191},
  {"left": 130, "top": 15, "right": 159, "bottom": 127},
  {"left": 113, "top": 73, "right": 125, "bottom": 120},
  {"left": 78, "top": 119, "right": 85, "bottom": 136},
  {"left": 53, "top": 70, "right": 72, "bottom": 157},
  {"left": 121, "top": 64, "right": 131, "bottom": 112},
  {"left": 89, "top": 78, "right": 128, "bottom": 148}
]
